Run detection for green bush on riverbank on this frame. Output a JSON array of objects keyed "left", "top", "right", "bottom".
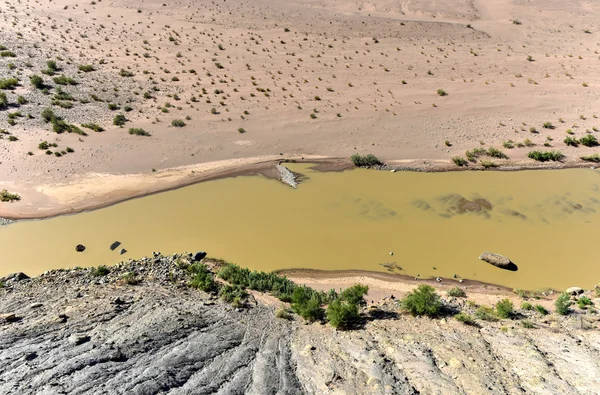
[{"left": 350, "top": 153, "right": 382, "bottom": 167}]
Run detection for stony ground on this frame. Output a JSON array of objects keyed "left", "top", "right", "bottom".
[{"left": 1, "top": 255, "right": 600, "bottom": 394}]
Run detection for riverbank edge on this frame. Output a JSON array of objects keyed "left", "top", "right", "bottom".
[{"left": 0, "top": 155, "right": 596, "bottom": 221}]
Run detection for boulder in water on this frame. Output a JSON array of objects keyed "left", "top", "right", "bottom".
[
  {"left": 75, "top": 244, "right": 86, "bottom": 252},
  {"left": 109, "top": 241, "right": 121, "bottom": 251},
  {"left": 193, "top": 251, "right": 207, "bottom": 261},
  {"left": 479, "top": 252, "right": 517, "bottom": 271}
]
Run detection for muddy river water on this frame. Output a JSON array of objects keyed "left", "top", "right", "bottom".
[{"left": 2, "top": 164, "right": 600, "bottom": 290}]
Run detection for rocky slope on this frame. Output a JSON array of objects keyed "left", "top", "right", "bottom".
[{"left": 1, "top": 255, "right": 600, "bottom": 394}]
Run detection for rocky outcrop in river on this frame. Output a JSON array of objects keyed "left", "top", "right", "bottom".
[{"left": 1, "top": 254, "right": 600, "bottom": 394}]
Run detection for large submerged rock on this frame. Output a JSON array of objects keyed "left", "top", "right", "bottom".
[{"left": 479, "top": 252, "right": 516, "bottom": 271}]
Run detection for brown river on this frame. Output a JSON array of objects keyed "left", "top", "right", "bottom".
[{"left": 2, "top": 164, "right": 600, "bottom": 290}]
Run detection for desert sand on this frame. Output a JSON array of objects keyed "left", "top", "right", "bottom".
[{"left": 1, "top": 0, "right": 600, "bottom": 217}]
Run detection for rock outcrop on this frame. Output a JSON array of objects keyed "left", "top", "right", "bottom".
[{"left": 1, "top": 255, "right": 600, "bottom": 394}]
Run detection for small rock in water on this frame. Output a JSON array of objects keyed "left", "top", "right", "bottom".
[
  {"left": 109, "top": 241, "right": 121, "bottom": 251},
  {"left": 119, "top": 248, "right": 127, "bottom": 255},
  {"left": 75, "top": 244, "right": 86, "bottom": 252},
  {"left": 389, "top": 251, "right": 394, "bottom": 256}
]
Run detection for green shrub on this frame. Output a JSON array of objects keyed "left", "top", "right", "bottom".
[
  {"left": 452, "top": 156, "right": 468, "bottom": 166},
  {"left": 480, "top": 161, "right": 497, "bottom": 169},
  {"left": 581, "top": 154, "right": 600, "bottom": 162},
  {"left": 38, "top": 141, "right": 50, "bottom": 150},
  {"left": 81, "top": 123, "right": 104, "bottom": 132},
  {"left": 487, "top": 147, "right": 508, "bottom": 159},
  {"left": 188, "top": 262, "right": 217, "bottom": 292},
  {"left": 30, "top": 75, "right": 44, "bottom": 89},
  {"left": 113, "top": 114, "right": 127, "bottom": 126},
  {"left": 580, "top": 134, "right": 599, "bottom": 147},
  {"left": 108, "top": 103, "right": 119, "bottom": 111},
  {"left": 521, "top": 320, "right": 535, "bottom": 329},
  {"left": 171, "top": 119, "right": 186, "bottom": 127},
  {"left": 350, "top": 153, "right": 383, "bottom": 167},
  {"left": 555, "top": 293, "right": 571, "bottom": 315},
  {"left": 327, "top": 299, "right": 361, "bottom": 329},
  {"left": 447, "top": 287, "right": 466, "bottom": 298},
  {"left": 0, "top": 77, "right": 19, "bottom": 90},
  {"left": 0, "top": 92, "right": 7, "bottom": 109},
  {"left": 17, "top": 95, "right": 27, "bottom": 105},
  {"left": 475, "top": 306, "right": 498, "bottom": 321},
  {"left": 41, "top": 108, "right": 55, "bottom": 123},
  {"left": 128, "top": 128, "right": 150, "bottom": 136},
  {"left": 78, "top": 64, "right": 95, "bottom": 72},
  {"left": 564, "top": 136, "right": 578, "bottom": 146},
  {"left": 275, "top": 306, "right": 291, "bottom": 320},
  {"left": 0, "top": 189, "right": 20, "bottom": 202},
  {"left": 291, "top": 286, "right": 324, "bottom": 322},
  {"left": 437, "top": 88, "right": 448, "bottom": 96},
  {"left": 53, "top": 75, "right": 77, "bottom": 85},
  {"left": 528, "top": 150, "right": 565, "bottom": 162},
  {"left": 238, "top": 128, "right": 246, "bottom": 134},
  {"left": 543, "top": 122, "right": 554, "bottom": 129},
  {"left": 577, "top": 296, "right": 593, "bottom": 309},
  {"left": 454, "top": 312, "right": 476, "bottom": 325},
  {"left": 521, "top": 302, "right": 533, "bottom": 310},
  {"left": 495, "top": 299, "right": 514, "bottom": 319},
  {"left": 400, "top": 285, "right": 442, "bottom": 317},
  {"left": 119, "top": 69, "right": 135, "bottom": 77},
  {"left": 93, "top": 266, "right": 110, "bottom": 276},
  {"left": 534, "top": 304, "right": 548, "bottom": 315},
  {"left": 0, "top": 51, "right": 16, "bottom": 57}
]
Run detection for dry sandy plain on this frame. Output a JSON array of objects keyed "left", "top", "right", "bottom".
[{"left": 1, "top": 0, "right": 600, "bottom": 217}]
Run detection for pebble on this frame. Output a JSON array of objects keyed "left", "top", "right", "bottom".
[{"left": 69, "top": 334, "right": 91, "bottom": 345}]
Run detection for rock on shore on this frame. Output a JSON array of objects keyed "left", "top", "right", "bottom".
[{"left": 1, "top": 254, "right": 600, "bottom": 394}]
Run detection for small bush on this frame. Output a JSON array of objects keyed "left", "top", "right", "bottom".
[
  {"left": 528, "top": 150, "right": 565, "bottom": 162},
  {"left": 291, "top": 286, "right": 324, "bottom": 322},
  {"left": 0, "top": 190, "right": 20, "bottom": 202},
  {"left": 447, "top": 287, "right": 466, "bottom": 298},
  {"left": 188, "top": 262, "right": 218, "bottom": 292},
  {"left": 0, "top": 92, "right": 6, "bottom": 108},
  {"left": 400, "top": 285, "right": 442, "bottom": 317},
  {"left": 452, "top": 156, "right": 468, "bottom": 167},
  {"left": 119, "top": 69, "right": 135, "bottom": 77},
  {"left": 580, "top": 134, "right": 599, "bottom": 147},
  {"left": 564, "top": 136, "right": 579, "bottom": 147},
  {"left": 581, "top": 154, "right": 600, "bottom": 163},
  {"left": 350, "top": 153, "right": 383, "bottom": 167},
  {"left": 219, "top": 284, "right": 247, "bottom": 305},
  {"left": 121, "top": 272, "right": 140, "bottom": 285},
  {"left": 53, "top": 75, "right": 77, "bottom": 85},
  {"left": 0, "top": 77, "right": 19, "bottom": 90},
  {"left": 474, "top": 306, "right": 498, "bottom": 321},
  {"left": 577, "top": 296, "right": 593, "bottom": 309},
  {"left": 496, "top": 299, "right": 514, "bottom": 319},
  {"left": 0, "top": 51, "right": 16, "bottom": 57},
  {"left": 454, "top": 312, "right": 476, "bottom": 325},
  {"left": 437, "top": 89, "right": 448, "bottom": 96},
  {"left": 93, "top": 266, "right": 110, "bottom": 276},
  {"left": 275, "top": 306, "right": 291, "bottom": 320},
  {"left": 81, "top": 123, "right": 104, "bottom": 133},
  {"left": 555, "top": 293, "right": 571, "bottom": 315},
  {"left": 30, "top": 75, "right": 44, "bottom": 89},
  {"left": 487, "top": 147, "right": 508, "bottom": 159},
  {"left": 41, "top": 108, "right": 56, "bottom": 123},
  {"left": 113, "top": 114, "right": 127, "bottom": 126},
  {"left": 78, "top": 64, "right": 95, "bottom": 72},
  {"left": 521, "top": 320, "right": 535, "bottom": 329},
  {"left": 542, "top": 122, "right": 554, "bottom": 129},
  {"left": 38, "top": 141, "right": 50, "bottom": 150},
  {"left": 534, "top": 304, "right": 548, "bottom": 315},
  {"left": 521, "top": 302, "right": 533, "bottom": 310},
  {"left": 171, "top": 119, "right": 186, "bottom": 127},
  {"left": 128, "top": 128, "right": 150, "bottom": 136},
  {"left": 238, "top": 128, "right": 246, "bottom": 134}
]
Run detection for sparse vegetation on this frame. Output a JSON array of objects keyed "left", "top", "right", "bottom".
[
  {"left": 495, "top": 299, "right": 514, "bottom": 319},
  {"left": 128, "top": 128, "right": 150, "bottom": 136},
  {"left": 171, "top": 119, "right": 186, "bottom": 127},
  {"left": 400, "top": 285, "right": 442, "bottom": 317},
  {"left": 528, "top": 150, "right": 565, "bottom": 162},
  {"left": 350, "top": 153, "right": 382, "bottom": 167},
  {"left": 555, "top": 293, "right": 571, "bottom": 315},
  {"left": 447, "top": 287, "right": 466, "bottom": 298},
  {"left": 113, "top": 114, "right": 127, "bottom": 126},
  {"left": 0, "top": 190, "right": 21, "bottom": 202}
]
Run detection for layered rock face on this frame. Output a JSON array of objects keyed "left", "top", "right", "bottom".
[{"left": 1, "top": 257, "right": 599, "bottom": 394}]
